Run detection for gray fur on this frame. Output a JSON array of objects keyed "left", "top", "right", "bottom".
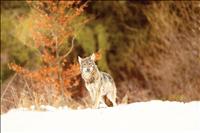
[{"left": 78, "top": 54, "right": 117, "bottom": 108}]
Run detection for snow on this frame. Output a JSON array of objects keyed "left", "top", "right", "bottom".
[{"left": 1, "top": 100, "right": 200, "bottom": 133}]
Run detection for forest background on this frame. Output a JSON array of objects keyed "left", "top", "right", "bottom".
[{"left": 1, "top": 1, "right": 200, "bottom": 113}]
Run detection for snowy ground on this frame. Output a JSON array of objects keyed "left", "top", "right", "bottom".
[{"left": 1, "top": 100, "right": 200, "bottom": 133}]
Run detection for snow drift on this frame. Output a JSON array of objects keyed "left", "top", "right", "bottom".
[{"left": 1, "top": 100, "right": 200, "bottom": 133}]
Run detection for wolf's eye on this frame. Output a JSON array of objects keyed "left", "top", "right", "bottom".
[{"left": 89, "top": 62, "right": 93, "bottom": 66}]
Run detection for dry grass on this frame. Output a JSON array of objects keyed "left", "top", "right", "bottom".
[{"left": 1, "top": 74, "right": 91, "bottom": 113}]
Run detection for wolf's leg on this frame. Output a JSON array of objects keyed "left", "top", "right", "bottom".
[
  {"left": 90, "top": 93, "right": 95, "bottom": 107},
  {"left": 107, "top": 94, "right": 117, "bottom": 106},
  {"left": 98, "top": 97, "right": 108, "bottom": 108},
  {"left": 107, "top": 87, "right": 117, "bottom": 107},
  {"left": 87, "top": 88, "right": 95, "bottom": 108},
  {"left": 93, "top": 89, "right": 101, "bottom": 109}
]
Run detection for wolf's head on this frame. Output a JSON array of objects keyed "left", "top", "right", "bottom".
[{"left": 78, "top": 53, "right": 98, "bottom": 80}]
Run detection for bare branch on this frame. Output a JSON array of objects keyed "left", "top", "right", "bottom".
[
  {"left": 1, "top": 98, "right": 16, "bottom": 105},
  {"left": 10, "top": 86, "right": 19, "bottom": 103},
  {"left": 59, "top": 35, "right": 76, "bottom": 62},
  {"left": 1, "top": 73, "right": 17, "bottom": 100},
  {"left": 121, "top": 23, "right": 138, "bottom": 32}
]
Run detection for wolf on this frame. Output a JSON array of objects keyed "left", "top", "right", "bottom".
[{"left": 78, "top": 53, "right": 117, "bottom": 108}]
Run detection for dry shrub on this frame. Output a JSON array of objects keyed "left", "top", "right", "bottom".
[
  {"left": 142, "top": 2, "right": 200, "bottom": 100},
  {"left": 1, "top": 1, "right": 101, "bottom": 113},
  {"left": 119, "top": 1, "right": 200, "bottom": 102}
]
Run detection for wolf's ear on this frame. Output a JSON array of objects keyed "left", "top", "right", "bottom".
[
  {"left": 78, "top": 56, "right": 82, "bottom": 63},
  {"left": 91, "top": 53, "right": 95, "bottom": 61}
]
